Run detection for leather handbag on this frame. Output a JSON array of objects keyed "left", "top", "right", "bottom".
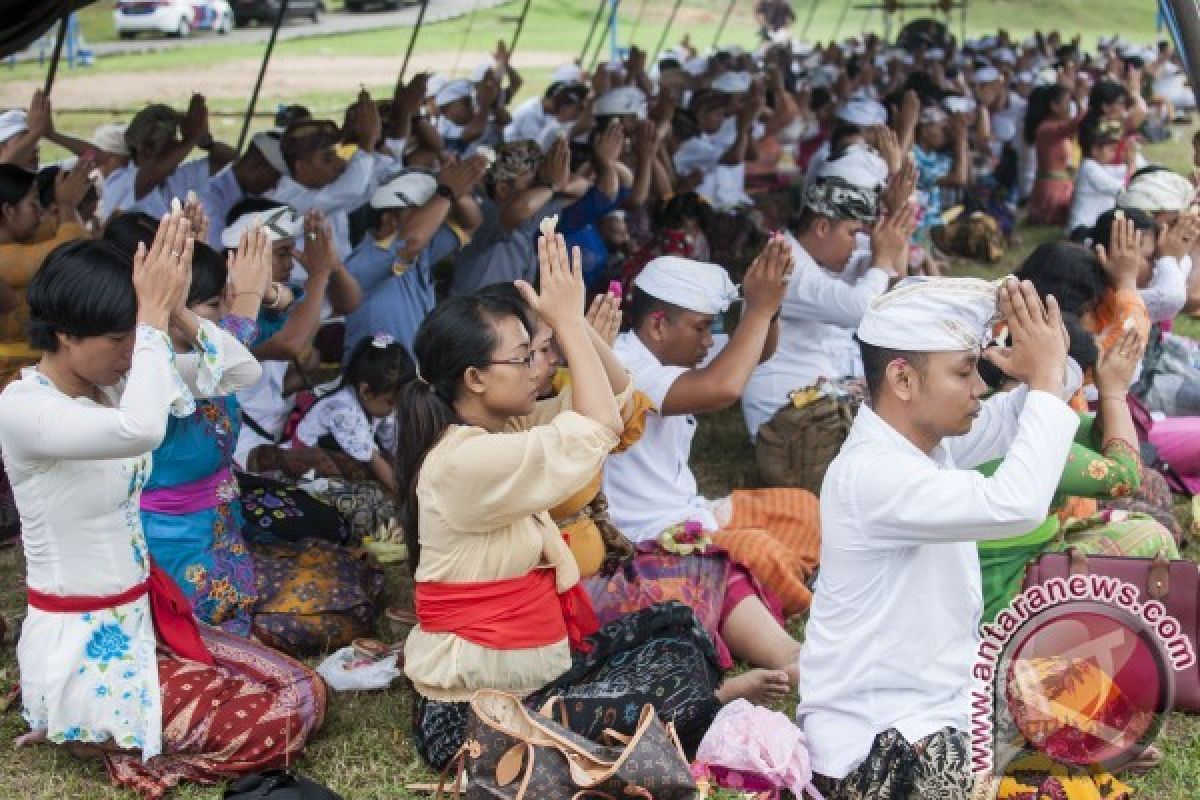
[
  {"left": 1022, "top": 548, "right": 1199, "bottom": 713},
  {"left": 438, "top": 689, "right": 696, "bottom": 800}
]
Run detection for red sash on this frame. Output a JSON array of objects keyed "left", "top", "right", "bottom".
[
  {"left": 26, "top": 562, "right": 214, "bottom": 665},
  {"left": 415, "top": 569, "right": 598, "bottom": 653}
]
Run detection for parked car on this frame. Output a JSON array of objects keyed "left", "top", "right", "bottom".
[
  {"left": 231, "top": 0, "right": 321, "bottom": 26},
  {"left": 114, "top": 0, "right": 235, "bottom": 39},
  {"left": 344, "top": 0, "right": 410, "bottom": 10}
]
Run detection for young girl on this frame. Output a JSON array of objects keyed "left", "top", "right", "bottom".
[
  {"left": 1065, "top": 119, "right": 1132, "bottom": 235},
  {"left": 1026, "top": 84, "right": 1082, "bottom": 226},
  {"left": 293, "top": 333, "right": 415, "bottom": 492}
]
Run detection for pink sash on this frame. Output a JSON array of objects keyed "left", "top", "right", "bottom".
[{"left": 140, "top": 468, "right": 236, "bottom": 515}]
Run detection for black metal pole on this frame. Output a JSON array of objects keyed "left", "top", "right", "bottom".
[
  {"left": 579, "top": 0, "right": 609, "bottom": 64},
  {"left": 799, "top": 0, "right": 820, "bottom": 40},
  {"left": 508, "top": 0, "right": 534, "bottom": 54},
  {"left": 832, "top": 0, "right": 854, "bottom": 40},
  {"left": 628, "top": 0, "right": 650, "bottom": 45},
  {"left": 237, "top": 0, "right": 289, "bottom": 152},
  {"left": 398, "top": 0, "right": 431, "bottom": 83},
  {"left": 651, "top": 0, "right": 685, "bottom": 62},
  {"left": 712, "top": 0, "right": 738, "bottom": 49},
  {"left": 43, "top": 13, "right": 69, "bottom": 95},
  {"left": 588, "top": 0, "right": 621, "bottom": 71},
  {"left": 1166, "top": 0, "right": 1200, "bottom": 110}
]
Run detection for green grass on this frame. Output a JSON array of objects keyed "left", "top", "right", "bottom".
[{"left": 2, "top": 3, "right": 1199, "bottom": 796}]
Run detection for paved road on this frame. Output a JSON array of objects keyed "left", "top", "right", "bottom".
[{"left": 12, "top": 0, "right": 515, "bottom": 62}]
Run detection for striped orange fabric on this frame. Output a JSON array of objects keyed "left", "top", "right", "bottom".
[{"left": 712, "top": 488, "right": 822, "bottom": 616}]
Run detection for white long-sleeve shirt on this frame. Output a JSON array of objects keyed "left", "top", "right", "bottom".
[
  {"left": 1140, "top": 254, "right": 1191, "bottom": 324},
  {"left": 796, "top": 387, "right": 1079, "bottom": 780},
  {"left": 1065, "top": 158, "right": 1126, "bottom": 234},
  {"left": 742, "top": 232, "right": 888, "bottom": 436},
  {"left": 268, "top": 149, "right": 392, "bottom": 258}
]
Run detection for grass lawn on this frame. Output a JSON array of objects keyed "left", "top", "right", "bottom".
[{"left": 1, "top": 2, "right": 1199, "bottom": 796}]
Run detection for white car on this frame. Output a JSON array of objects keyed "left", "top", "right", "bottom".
[{"left": 114, "top": 0, "right": 235, "bottom": 39}]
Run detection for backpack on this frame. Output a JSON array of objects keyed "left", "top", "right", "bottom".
[{"left": 755, "top": 387, "right": 859, "bottom": 494}]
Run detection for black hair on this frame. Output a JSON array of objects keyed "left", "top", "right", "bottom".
[
  {"left": 395, "top": 292, "right": 534, "bottom": 572},
  {"left": 224, "top": 196, "right": 289, "bottom": 228},
  {"left": 858, "top": 339, "right": 926, "bottom": 401},
  {"left": 102, "top": 210, "right": 160, "bottom": 257},
  {"left": 186, "top": 242, "right": 228, "bottom": 306},
  {"left": 1014, "top": 241, "right": 1109, "bottom": 315},
  {"left": 1092, "top": 207, "right": 1157, "bottom": 253},
  {"left": 275, "top": 104, "right": 312, "bottom": 129},
  {"left": 27, "top": 239, "right": 137, "bottom": 351},
  {"left": 334, "top": 334, "right": 418, "bottom": 399},
  {"left": 810, "top": 87, "right": 833, "bottom": 113},
  {"left": 829, "top": 122, "right": 864, "bottom": 154},
  {"left": 1024, "top": 84, "right": 1071, "bottom": 145},
  {"left": 628, "top": 286, "right": 686, "bottom": 328},
  {"left": 979, "top": 311, "right": 1097, "bottom": 389},
  {"left": 656, "top": 191, "right": 709, "bottom": 230},
  {"left": 1078, "top": 116, "right": 1120, "bottom": 158},
  {"left": 34, "top": 165, "right": 60, "bottom": 208},
  {"left": 1080, "top": 80, "right": 1130, "bottom": 138},
  {"left": 0, "top": 163, "right": 37, "bottom": 210}
]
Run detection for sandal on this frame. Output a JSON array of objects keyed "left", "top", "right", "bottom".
[
  {"left": 385, "top": 607, "right": 418, "bottom": 627},
  {"left": 351, "top": 638, "right": 404, "bottom": 663},
  {"left": 1119, "top": 744, "right": 1163, "bottom": 775}
]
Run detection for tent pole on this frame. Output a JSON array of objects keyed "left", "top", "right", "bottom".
[
  {"left": 237, "top": 0, "right": 289, "bottom": 153},
  {"left": 579, "top": 0, "right": 609, "bottom": 64},
  {"left": 799, "top": 0, "right": 820, "bottom": 40},
  {"left": 398, "top": 0, "right": 430, "bottom": 82},
  {"left": 451, "top": 0, "right": 482, "bottom": 74},
  {"left": 43, "top": 13, "right": 69, "bottom": 95},
  {"left": 588, "top": 0, "right": 620, "bottom": 71},
  {"left": 712, "top": 0, "right": 738, "bottom": 49},
  {"left": 651, "top": 0, "right": 684, "bottom": 62},
  {"left": 832, "top": 0, "right": 853, "bottom": 40},
  {"left": 628, "top": 0, "right": 650, "bottom": 45},
  {"left": 508, "top": 0, "right": 534, "bottom": 54}
]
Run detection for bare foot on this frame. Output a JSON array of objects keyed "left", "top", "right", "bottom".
[
  {"left": 14, "top": 729, "right": 46, "bottom": 747},
  {"left": 716, "top": 669, "right": 791, "bottom": 706}
]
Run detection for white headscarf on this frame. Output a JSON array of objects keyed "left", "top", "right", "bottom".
[
  {"left": 0, "top": 110, "right": 28, "bottom": 145},
  {"left": 857, "top": 277, "right": 1000, "bottom": 352},
  {"left": 837, "top": 99, "right": 888, "bottom": 127},
  {"left": 634, "top": 256, "right": 739, "bottom": 315},
  {"left": 819, "top": 144, "right": 888, "bottom": 191},
  {"left": 1116, "top": 170, "right": 1197, "bottom": 214}
]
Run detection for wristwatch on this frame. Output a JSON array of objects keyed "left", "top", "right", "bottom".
[{"left": 435, "top": 183, "right": 456, "bottom": 201}]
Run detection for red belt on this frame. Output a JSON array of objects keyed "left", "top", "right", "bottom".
[
  {"left": 415, "top": 569, "right": 598, "bottom": 653},
  {"left": 27, "top": 562, "right": 214, "bottom": 665}
]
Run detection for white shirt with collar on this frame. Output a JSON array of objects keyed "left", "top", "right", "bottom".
[
  {"left": 797, "top": 385, "right": 1080, "bottom": 780},
  {"left": 1141, "top": 254, "right": 1191, "bottom": 324},
  {"left": 269, "top": 149, "right": 390, "bottom": 259},
  {"left": 741, "top": 232, "right": 889, "bottom": 437},
  {"left": 504, "top": 97, "right": 566, "bottom": 149},
  {"left": 99, "top": 157, "right": 212, "bottom": 221},
  {"left": 605, "top": 330, "right": 726, "bottom": 542}
]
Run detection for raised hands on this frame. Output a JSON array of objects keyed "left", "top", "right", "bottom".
[
  {"left": 225, "top": 222, "right": 272, "bottom": 302},
  {"left": 1094, "top": 214, "right": 1143, "bottom": 290},
  {"left": 180, "top": 93, "right": 211, "bottom": 146},
  {"left": 981, "top": 278, "right": 1069, "bottom": 394},
  {"left": 353, "top": 89, "right": 383, "bottom": 150},
  {"left": 437, "top": 153, "right": 488, "bottom": 198},
  {"left": 54, "top": 155, "right": 96, "bottom": 215},
  {"left": 134, "top": 212, "right": 193, "bottom": 332},
  {"left": 742, "top": 234, "right": 794, "bottom": 319},
  {"left": 870, "top": 201, "right": 918, "bottom": 277},
  {"left": 538, "top": 137, "right": 571, "bottom": 193},
  {"left": 881, "top": 158, "right": 918, "bottom": 218},
  {"left": 1095, "top": 328, "right": 1146, "bottom": 396},
  {"left": 1156, "top": 212, "right": 1200, "bottom": 261},
  {"left": 593, "top": 119, "right": 625, "bottom": 166},
  {"left": 586, "top": 292, "right": 622, "bottom": 346},
  {"left": 25, "top": 89, "right": 52, "bottom": 139},
  {"left": 517, "top": 233, "right": 586, "bottom": 332},
  {"left": 866, "top": 125, "right": 904, "bottom": 175},
  {"left": 295, "top": 210, "right": 338, "bottom": 278},
  {"left": 180, "top": 192, "right": 210, "bottom": 243}
]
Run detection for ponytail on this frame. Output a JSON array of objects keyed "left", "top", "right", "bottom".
[{"left": 393, "top": 290, "right": 534, "bottom": 574}]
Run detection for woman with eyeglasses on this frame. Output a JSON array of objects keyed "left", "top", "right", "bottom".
[{"left": 396, "top": 233, "right": 724, "bottom": 771}]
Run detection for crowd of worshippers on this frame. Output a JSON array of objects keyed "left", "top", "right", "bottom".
[{"left": 0, "top": 18, "right": 1197, "bottom": 800}]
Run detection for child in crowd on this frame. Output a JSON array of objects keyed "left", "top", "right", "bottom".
[
  {"left": 293, "top": 333, "right": 415, "bottom": 492},
  {"left": 1065, "top": 119, "right": 1134, "bottom": 235}
]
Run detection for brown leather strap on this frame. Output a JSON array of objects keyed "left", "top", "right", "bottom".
[{"left": 1148, "top": 551, "right": 1171, "bottom": 600}]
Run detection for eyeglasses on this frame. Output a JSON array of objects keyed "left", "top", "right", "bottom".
[{"left": 485, "top": 351, "right": 537, "bottom": 369}]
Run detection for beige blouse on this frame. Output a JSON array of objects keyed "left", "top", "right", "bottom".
[{"left": 403, "top": 386, "right": 627, "bottom": 703}]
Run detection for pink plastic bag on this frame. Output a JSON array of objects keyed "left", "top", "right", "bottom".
[{"left": 695, "top": 699, "right": 822, "bottom": 799}]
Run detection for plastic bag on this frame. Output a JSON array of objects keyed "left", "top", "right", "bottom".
[{"left": 315, "top": 646, "right": 401, "bottom": 691}]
